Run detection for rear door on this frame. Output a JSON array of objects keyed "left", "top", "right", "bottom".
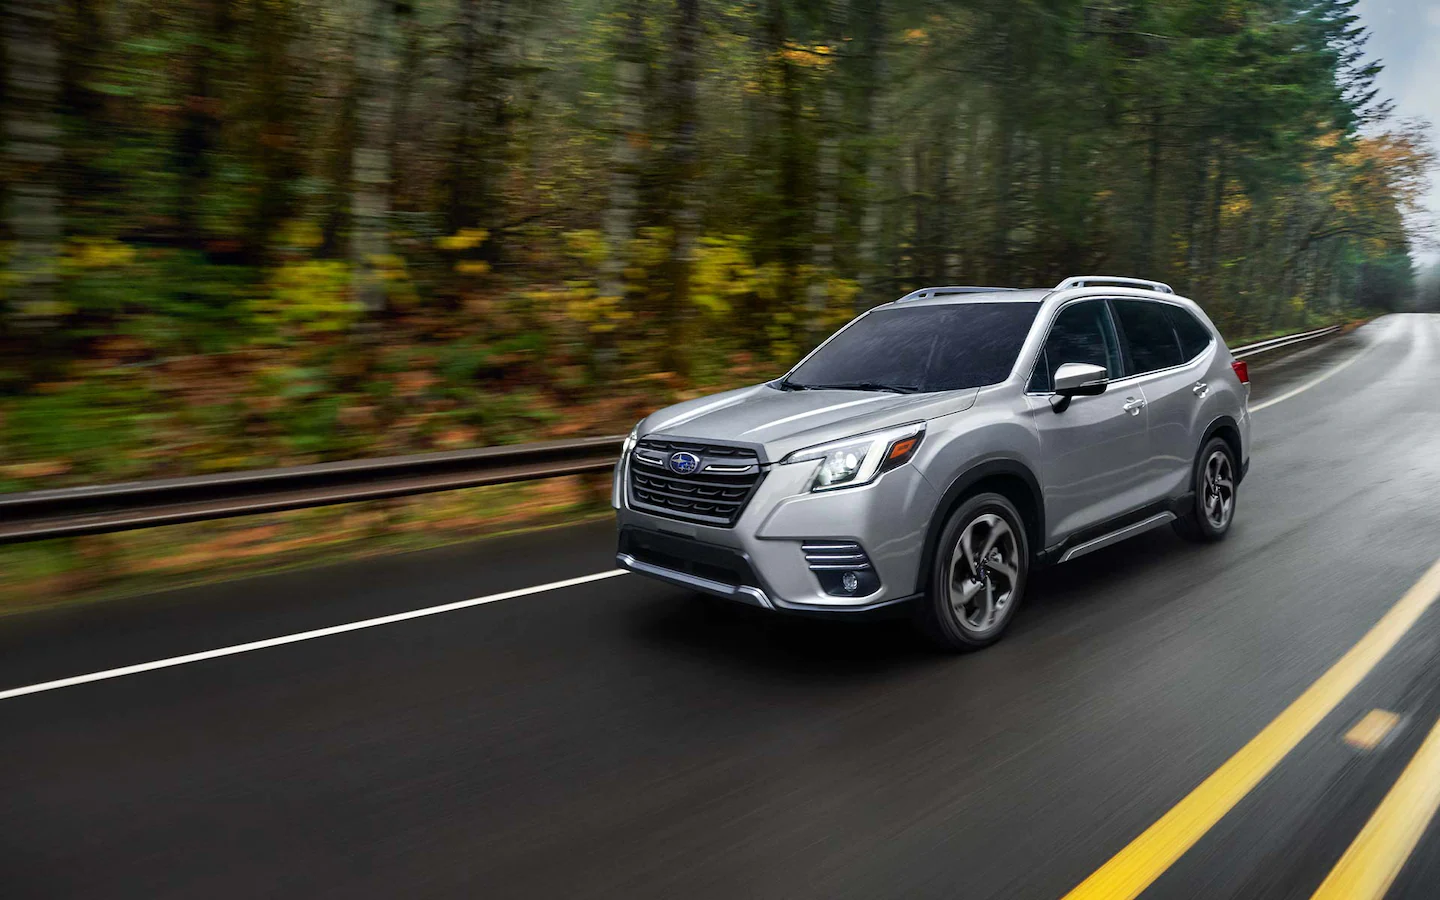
[
  {"left": 1025, "top": 299, "right": 1152, "bottom": 544},
  {"left": 1109, "top": 298, "right": 1207, "bottom": 499}
]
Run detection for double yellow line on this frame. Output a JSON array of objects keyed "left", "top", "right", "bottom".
[{"left": 1063, "top": 556, "right": 1440, "bottom": 900}]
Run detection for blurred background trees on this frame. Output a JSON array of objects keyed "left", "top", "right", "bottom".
[{"left": 0, "top": 0, "right": 1433, "bottom": 488}]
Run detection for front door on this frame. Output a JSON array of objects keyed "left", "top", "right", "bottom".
[{"left": 1025, "top": 298, "right": 1152, "bottom": 546}]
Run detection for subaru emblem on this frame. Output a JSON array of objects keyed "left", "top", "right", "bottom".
[{"left": 668, "top": 451, "right": 701, "bottom": 475}]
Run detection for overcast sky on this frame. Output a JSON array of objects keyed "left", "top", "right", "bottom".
[{"left": 1354, "top": 0, "right": 1440, "bottom": 264}]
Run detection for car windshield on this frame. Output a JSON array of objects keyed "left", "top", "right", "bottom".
[{"left": 782, "top": 302, "right": 1041, "bottom": 393}]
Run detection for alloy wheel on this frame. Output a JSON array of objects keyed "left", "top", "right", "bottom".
[
  {"left": 947, "top": 513, "right": 1021, "bottom": 633},
  {"left": 1203, "top": 449, "right": 1235, "bottom": 530}
]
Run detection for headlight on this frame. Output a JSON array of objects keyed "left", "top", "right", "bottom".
[
  {"left": 614, "top": 425, "right": 641, "bottom": 509},
  {"left": 782, "top": 423, "right": 925, "bottom": 492}
]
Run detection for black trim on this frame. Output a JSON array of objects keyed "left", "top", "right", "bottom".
[
  {"left": 618, "top": 526, "right": 762, "bottom": 590},
  {"left": 1105, "top": 297, "right": 1136, "bottom": 378},
  {"left": 916, "top": 458, "right": 1046, "bottom": 593}
]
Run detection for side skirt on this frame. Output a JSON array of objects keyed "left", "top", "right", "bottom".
[{"left": 1036, "top": 494, "right": 1193, "bottom": 567}]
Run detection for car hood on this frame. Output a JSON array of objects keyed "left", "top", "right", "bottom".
[{"left": 637, "top": 383, "right": 979, "bottom": 462}]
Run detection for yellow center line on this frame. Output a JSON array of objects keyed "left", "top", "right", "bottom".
[
  {"left": 1063, "top": 556, "right": 1440, "bottom": 900},
  {"left": 1310, "top": 713, "right": 1440, "bottom": 899}
]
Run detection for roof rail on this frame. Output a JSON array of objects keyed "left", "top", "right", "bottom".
[
  {"left": 896, "top": 286, "right": 1018, "bottom": 302},
  {"left": 1053, "top": 275, "right": 1174, "bottom": 295}
]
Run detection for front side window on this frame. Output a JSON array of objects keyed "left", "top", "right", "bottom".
[
  {"left": 783, "top": 302, "right": 1041, "bottom": 393},
  {"left": 1113, "top": 299, "right": 1183, "bottom": 373},
  {"left": 1028, "top": 300, "right": 1123, "bottom": 392}
]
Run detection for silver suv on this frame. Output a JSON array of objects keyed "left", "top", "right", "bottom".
[{"left": 613, "top": 276, "right": 1250, "bottom": 650}]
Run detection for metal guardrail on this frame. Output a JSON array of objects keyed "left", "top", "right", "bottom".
[
  {"left": 0, "top": 436, "right": 625, "bottom": 545},
  {"left": 0, "top": 322, "right": 1352, "bottom": 545},
  {"left": 1230, "top": 324, "right": 1344, "bottom": 359}
]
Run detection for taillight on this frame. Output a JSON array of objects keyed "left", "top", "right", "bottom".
[{"left": 1231, "top": 360, "right": 1249, "bottom": 384}]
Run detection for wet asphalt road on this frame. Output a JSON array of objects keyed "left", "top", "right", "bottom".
[{"left": 2, "top": 315, "right": 1439, "bottom": 899}]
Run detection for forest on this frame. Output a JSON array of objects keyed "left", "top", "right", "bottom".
[{"left": 0, "top": 0, "right": 1434, "bottom": 494}]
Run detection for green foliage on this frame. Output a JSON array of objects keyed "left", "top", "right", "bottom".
[
  {"left": 0, "top": 0, "right": 1428, "bottom": 495},
  {"left": 253, "top": 260, "right": 359, "bottom": 337}
]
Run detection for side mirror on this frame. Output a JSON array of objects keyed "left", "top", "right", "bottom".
[{"left": 1051, "top": 362, "right": 1108, "bottom": 412}]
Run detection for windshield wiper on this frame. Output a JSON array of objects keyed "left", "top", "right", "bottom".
[{"left": 786, "top": 381, "right": 922, "bottom": 394}]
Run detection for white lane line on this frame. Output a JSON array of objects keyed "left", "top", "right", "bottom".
[
  {"left": 1250, "top": 335, "right": 1380, "bottom": 413},
  {"left": 0, "top": 569, "right": 628, "bottom": 702}
]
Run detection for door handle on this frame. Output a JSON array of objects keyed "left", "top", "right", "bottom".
[
  {"left": 1192, "top": 381, "right": 1209, "bottom": 397},
  {"left": 1123, "top": 397, "right": 1146, "bottom": 416}
]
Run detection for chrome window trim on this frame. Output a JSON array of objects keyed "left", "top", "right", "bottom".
[{"left": 1022, "top": 294, "right": 1216, "bottom": 396}]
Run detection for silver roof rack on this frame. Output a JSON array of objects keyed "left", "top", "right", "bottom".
[
  {"left": 1053, "top": 275, "right": 1174, "bottom": 295},
  {"left": 895, "top": 286, "right": 1018, "bottom": 302}
]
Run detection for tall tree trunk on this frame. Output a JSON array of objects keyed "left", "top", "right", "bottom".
[
  {"left": 857, "top": 0, "right": 887, "bottom": 307},
  {"left": 662, "top": 0, "right": 700, "bottom": 375},
  {"left": 388, "top": 1, "right": 423, "bottom": 214},
  {"left": 446, "top": 0, "right": 509, "bottom": 255},
  {"left": 599, "top": 0, "right": 647, "bottom": 306},
  {"left": 990, "top": 122, "right": 1013, "bottom": 283},
  {"left": 1204, "top": 154, "right": 1226, "bottom": 290},
  {"left": 766, "top": 0, "right": 801, "bottom": 315},
  {"left": 1139, "top": 109, "right": 1162, "bottom": 275},
  {"left": 482, "top": 0, "right": 511, "bottom": 253},
  {"left": 1181, "top": 147, "right": 1207, "bottom": 295},
  {"left": 933, "top": 105, "right": 954, "bottom": 280},
  {"left": 61, "top": 0, "right": 107, "bottom": 225},
  {"left": 351, "top": 0, "right": 396, "bottom": 313},
  {"left": 807, "top": 0, "right": 848, "bottom": 342},
  {"left": 447, "top": 0, "right": 482, "bottom": 233},
  {"left": 175, "top": 0, "right": 234, "bottom": 245},
  {"left": 3, "top": 0, "right": 62, "bottom": 327},
  {"left": 248, "top": 0, "right": 298, "bottom": 263}
]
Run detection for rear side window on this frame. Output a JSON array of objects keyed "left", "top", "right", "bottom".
[
  {"left": 1113, "top": 299, "right": 1182, "bottom": 374},
  {"left": 1165, "top": 305, "right": 1214, "bottom": 360},
  {"left": 1028, "top": 299, "right": 1123, "bottom": 392}
]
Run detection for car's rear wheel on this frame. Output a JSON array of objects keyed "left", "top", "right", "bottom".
[
  {"left": 915, "top": 492, "right": 1029, "bottom": 651},
  {"left": 1173, "top": 436, "right": 1237, "bottom": 542}
]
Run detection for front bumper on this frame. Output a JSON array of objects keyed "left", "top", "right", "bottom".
[{"left": 613, "top": 452, "right": 939, "bottom": 613}]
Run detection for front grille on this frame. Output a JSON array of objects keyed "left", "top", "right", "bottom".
[{"left": 627, "top": 439, "right": 762, "bottom": 527}]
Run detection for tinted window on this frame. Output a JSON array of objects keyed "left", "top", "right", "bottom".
[
  {"left": 1165, "top": 305, "right": 1213, "bottom": 360},
  {"left": 785, "top": 302, "right": 1041, "bottom": 393},
  {"left": 1114, "top": 299, "right": 1183, "bottom": 373},
  {"left": 1028, "top": 300, "right": 1122, "bottom": 392}
]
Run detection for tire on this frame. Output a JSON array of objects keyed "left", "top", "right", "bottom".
[
  {"left": 914, "top": 492, "right": 1030, "bottom": 651},
  {"left": 1173, "top": 436, "right": 1237, "bottom": 543}
]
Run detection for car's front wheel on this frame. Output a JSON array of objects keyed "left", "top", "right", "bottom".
[
  {"left": 1173, "top": 436, "right": 1237, "bottom": 542},
  {"left": 915, "top": 492, "right": 1029, "bottom": 651}
]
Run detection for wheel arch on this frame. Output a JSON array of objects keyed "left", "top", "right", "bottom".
[
  {"left": 915, "top": 458, "right": 1045, "bottom": 595},
  {"left": 1200, "top": 415, "right": 1244, "bottom": 483}
]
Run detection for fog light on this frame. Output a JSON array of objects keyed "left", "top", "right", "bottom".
[{"left": 841, "top": 571, "right": 860, "bottom": 593}]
